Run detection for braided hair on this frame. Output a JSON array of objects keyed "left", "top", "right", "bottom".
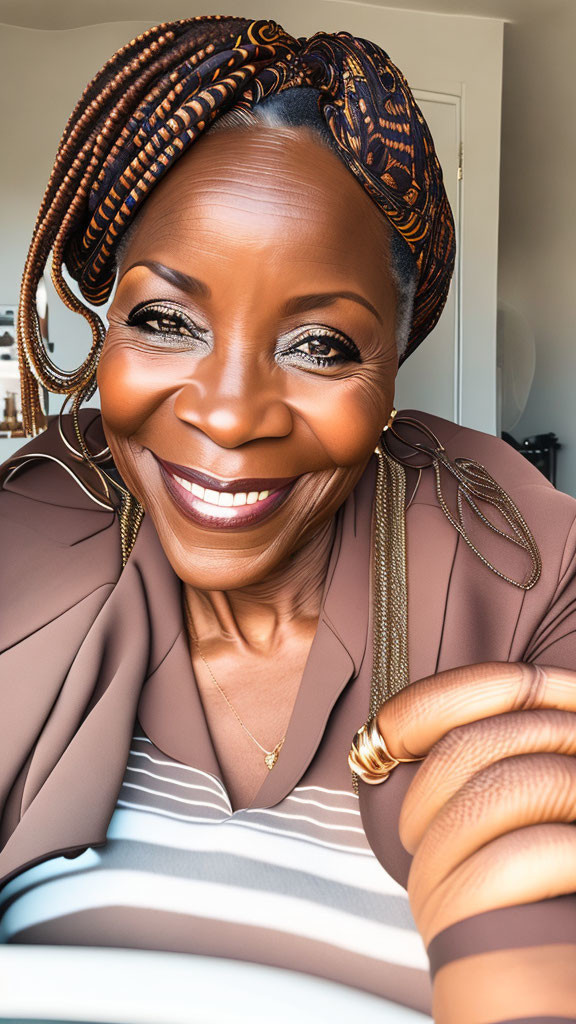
[{"left": 17, "top": 14, "right": 455, "bottom": 439}]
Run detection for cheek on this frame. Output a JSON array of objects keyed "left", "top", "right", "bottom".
[
  {"left": 97, "top": 338, "right": 174, "bottom": 435},
  {"left": 289, "top": 375, "right": 394, "bottom": 466}
]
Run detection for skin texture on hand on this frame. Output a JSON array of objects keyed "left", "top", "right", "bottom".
[
  {"left": 432, "top": 945, "right": 576, "bottom": 1023},
  {"left": 374, "top": 660, "right": 576, "bottom": 1022}
]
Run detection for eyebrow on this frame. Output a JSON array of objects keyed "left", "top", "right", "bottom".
[
  {"left": 122, "top": 259, "right": 383, "bottom": 325},
  {"left": 122, "top": 260, "right": 210, "bottom": 298},
  {"left": 283, "top": 291, "right": 383, "bottom": 325}
]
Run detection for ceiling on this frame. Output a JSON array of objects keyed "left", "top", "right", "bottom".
[{"left": 0, "top": 0, "right": 569, "bottom": 29}]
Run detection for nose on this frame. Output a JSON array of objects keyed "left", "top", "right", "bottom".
[{"left": 172, "top": 357, "right": 293, "bottom": 449}]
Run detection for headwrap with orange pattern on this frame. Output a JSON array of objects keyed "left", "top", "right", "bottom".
[{"left": 19, "top": 14, "right": 455, "bottom": 434}]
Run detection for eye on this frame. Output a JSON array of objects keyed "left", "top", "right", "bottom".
[
  {"left": 281, "top": 327, "right": 361, "bottom": 369},
  {"left": 126, "top": 301, "right": 208, "bottom": 344}
]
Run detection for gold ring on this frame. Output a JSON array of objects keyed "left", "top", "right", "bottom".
[{"left": 348, "top": 716, "right": 424, "bottom": 785}]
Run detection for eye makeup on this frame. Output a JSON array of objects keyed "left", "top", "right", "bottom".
[
  {"left": 281, "top": 327, "right": 361, "bottom": 368},
  {"left": 125, "top": 300, "right": 362, "bottom": 368},
  {"left": 126, "top": 300, "right": 209, "bottom": 342}
]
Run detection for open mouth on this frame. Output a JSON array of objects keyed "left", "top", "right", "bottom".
[{"left": 154, "top": 455, "right": 299, "bottom": 530}]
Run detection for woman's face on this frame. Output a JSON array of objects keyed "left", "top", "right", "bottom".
[{"left": 99, "top": 126, "right": 399, "bottom": 590}]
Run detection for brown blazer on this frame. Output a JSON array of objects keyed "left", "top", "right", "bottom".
[{"left": 1, "top": 407, "right": 575, "bottom": 973}]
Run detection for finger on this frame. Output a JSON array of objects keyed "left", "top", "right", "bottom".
[
  {"left": 376, "top": 661, "right": 576, "bottom": 760},
  {"left": 399, "top": 708, "right": 576, "bottom": 852},
  {"left": 410, "top": 822, "right": 576, "bottom": 945},
  {"left": 408, "top": 752, "right": 576, "bottom": 916},
  {"left": 432, "top": 944, "right": 576, "bottom": 1024}
]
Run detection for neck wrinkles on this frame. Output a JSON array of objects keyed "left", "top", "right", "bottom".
[{"left": 183, "top": 516, "right": 337, "bottom": 655}]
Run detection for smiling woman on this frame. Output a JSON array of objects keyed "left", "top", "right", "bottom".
[
  {"left": 101, "top": 122, "right": 398, "bottom": 593},
  {"left": 1, "top": 14, "right": 576, "bottom": 1024}
]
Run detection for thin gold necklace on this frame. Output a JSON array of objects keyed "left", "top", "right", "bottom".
[{"left": 184, "top": 598, "right": 286, "bottom": 771}]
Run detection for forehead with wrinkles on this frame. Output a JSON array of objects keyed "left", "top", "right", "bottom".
[{"left": 115, "top": 125, "right": 392, "bottom": 284}]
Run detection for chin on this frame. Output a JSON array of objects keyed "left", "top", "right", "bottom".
[
  {"left": 157, "top": 536, "right": 295, "bottom": 592},
  {"left": 147, "top": 491, "right": 336, "bottom": 592},
  {"left": 105, "top": 434, "right": 364, "bottom": 588}
]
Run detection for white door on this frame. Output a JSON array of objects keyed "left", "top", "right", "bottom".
[{"left": 393, "top": 92, "right": 461, "bottom": 424}]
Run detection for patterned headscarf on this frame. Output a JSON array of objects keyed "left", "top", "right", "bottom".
[{"left": 19, "top": 15, "right": 455, "bottom": 435}]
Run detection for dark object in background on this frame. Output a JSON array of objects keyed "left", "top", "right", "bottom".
[{"left": 502, "top": 431, "right": 561, "bottom": 487}]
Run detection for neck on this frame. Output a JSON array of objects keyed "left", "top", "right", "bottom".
[{"left": 183, "top": 517, "right": 337, "bottom": 656}]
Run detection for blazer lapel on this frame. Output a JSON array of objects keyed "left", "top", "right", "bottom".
[{"left": 0, "top": 415, "right": 181, "bottom": 888}]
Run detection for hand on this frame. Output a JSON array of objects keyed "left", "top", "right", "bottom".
[{"left": 375, "top": 661, "right": 576, "bottom": 946}]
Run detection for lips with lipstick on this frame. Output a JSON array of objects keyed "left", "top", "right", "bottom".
[{"left": 155, "top": 456, "right": 300, "bottom": 529}]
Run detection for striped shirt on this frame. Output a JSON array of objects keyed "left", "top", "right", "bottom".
[{"left": 0, "top": 718, "right": 432, "bottom": 1018}]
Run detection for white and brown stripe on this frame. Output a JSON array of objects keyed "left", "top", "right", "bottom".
[{"left": 0, "top": 722, "right": 432, "bottom": 1017}]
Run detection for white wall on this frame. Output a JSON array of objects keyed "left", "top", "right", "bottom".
[
  {"left": 0, "top": 21, "right": 156, "bottom": 373},
  {"left": 498, "top": 2, "right": 576, "bottom": 495},
  {"left": 0, "top": 2, "right": 503, "bottom": 458}
]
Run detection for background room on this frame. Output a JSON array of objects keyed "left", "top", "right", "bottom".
[{"left": 0, "top": 0, "right": 573, "bottom": 492}]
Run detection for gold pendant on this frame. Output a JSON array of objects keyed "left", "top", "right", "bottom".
[{"left": 264, "top": 738, "right": 285, "bottom": 770}]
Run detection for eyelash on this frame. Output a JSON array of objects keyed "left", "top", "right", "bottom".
[
  {"left": 126, "top": 302, "right": 206, "bottom": 342},
  {"left": 125, "top": 302, "right": 362, "bottom": 368}
]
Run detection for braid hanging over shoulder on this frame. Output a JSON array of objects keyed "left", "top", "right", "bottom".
[{"left": 17, "top": 14, "right": 455, "bottom": 436}]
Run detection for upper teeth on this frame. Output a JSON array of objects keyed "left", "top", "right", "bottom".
[{"left": 172, "top": 473, "right": 270, "bottom": 507}]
